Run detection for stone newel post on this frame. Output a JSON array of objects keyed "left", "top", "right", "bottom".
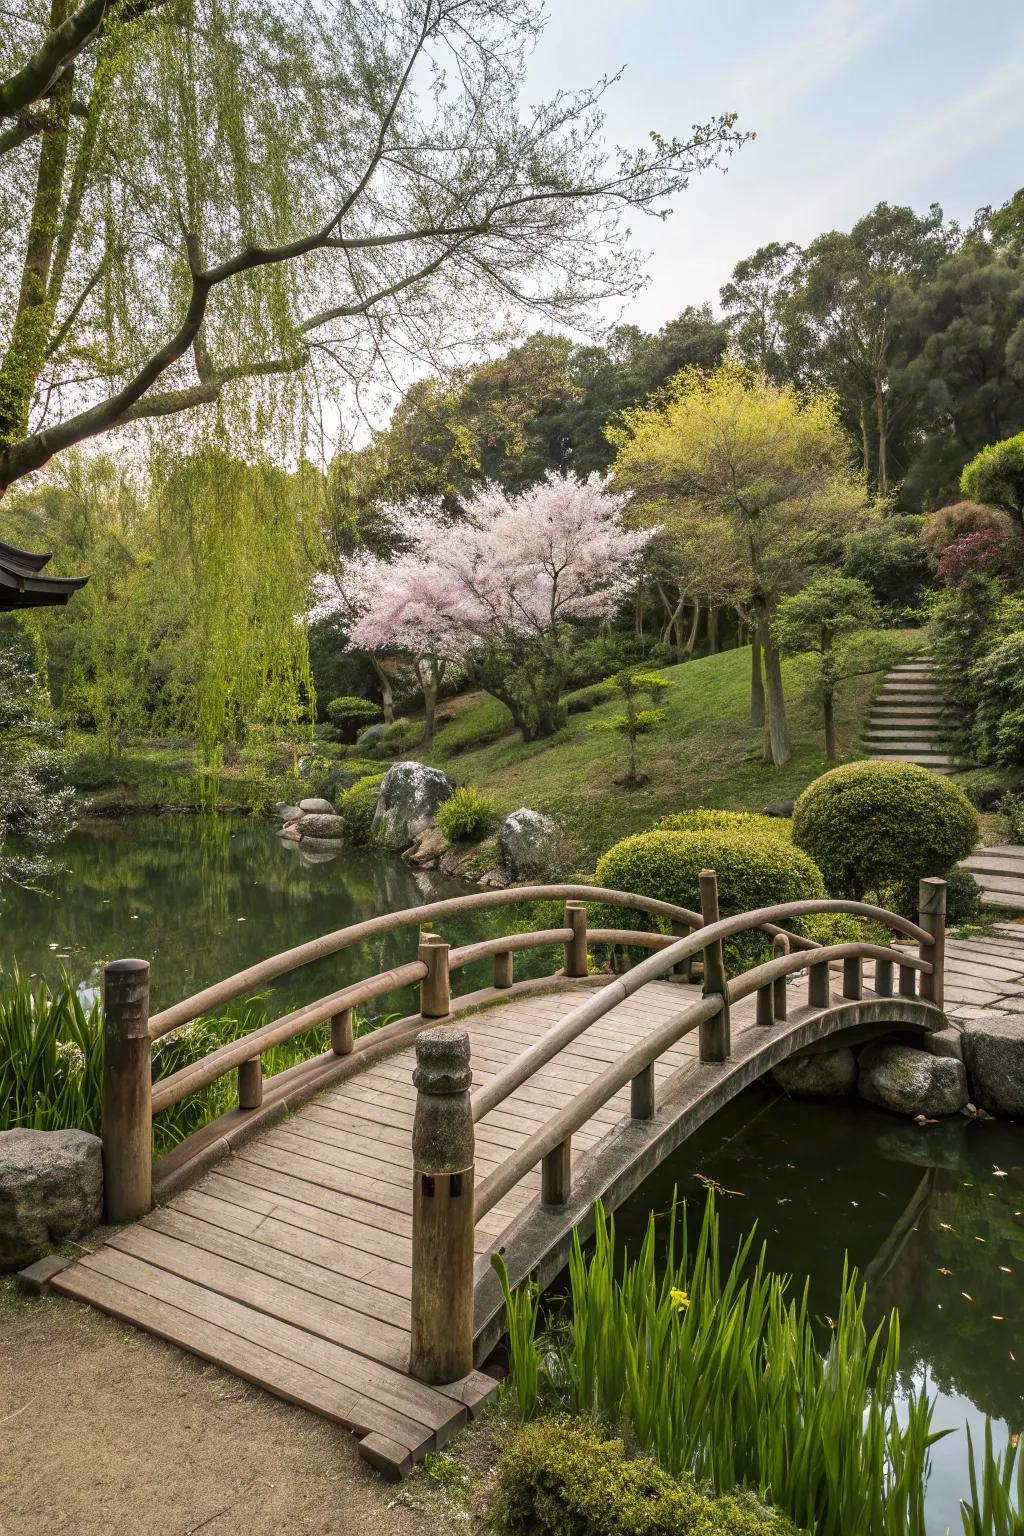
[{"left": 409, "top": 1027, "right": 475, "bottom": 1384}]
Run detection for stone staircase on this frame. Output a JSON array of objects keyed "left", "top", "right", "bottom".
[
  {"left": 863, "top": 656, "right": 964, "bottom": 775},
  {"left": 959, "top": 844, "right": 1024, "bottom": 914}
]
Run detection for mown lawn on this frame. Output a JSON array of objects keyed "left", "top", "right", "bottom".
[{"left": 425, "top": 638, "right": 923, "bottom": 864}]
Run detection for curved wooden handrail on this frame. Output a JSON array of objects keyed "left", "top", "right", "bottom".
[
  {"left": 147, "top": 884, "right": 706, "bottom": 1039},
  {"left": 448, "top": 928, "right": 573, "bottom": 969},
  {"left": 728, "top": 941, "right": 928, "bottom": 1004},
  {"left": 469, "top": 895, "right": 931, "bottom": 1123}
]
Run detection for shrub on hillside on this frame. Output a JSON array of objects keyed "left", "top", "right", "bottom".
[
  {"left": 791, "top": 760, "right": 978, "bottom": 904},
  {"left": 921, "top": 501, "right": 1016, "bottom": 558},
  {"left": 325, "top": 695, "right": 382, "bottom": 743},
  {"left": 435, "top": 786, "right": 499, "bottom": 843},
  {"left": 654, "top": 809, "right": 792, "bottom": 840},
  {"left": 564, "top": 683, "right": 614, "bottom": 715},
  {"left": 594, "top": 827, "right": 826, "bottom": 972},
  {"left": 497, "top": 1418, "right": 796, "bottom": 1536},
  {"left": 951, "top": 766, "right": 1024, "bottom": 811},
  {"left": 339, "top": 772, "right": 386, "bottom": 844}
]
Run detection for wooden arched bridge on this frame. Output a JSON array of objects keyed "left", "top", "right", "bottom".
[{"left": 49, "top": 873, "right": 950, "bottom": 1478}]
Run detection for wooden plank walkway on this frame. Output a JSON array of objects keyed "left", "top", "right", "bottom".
[{"left": 53, "top": 930, "right": 1024, "bottom": 1477}]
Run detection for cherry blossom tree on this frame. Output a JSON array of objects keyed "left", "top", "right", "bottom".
[{"left": 314, "top": 473, "right": 655, "bottom": 743}]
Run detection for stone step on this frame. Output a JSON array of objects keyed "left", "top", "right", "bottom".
[
  {"left": 869, "top": 703, "right": 950, "bottom": 716},
  {"left": 962, "top": 847, "right": 1024, "bottom": 877},
  {"left": 975, "top": 889, "right": 1024, "bottom": 911},
  {"left": 888, "top": 664, "right": 936, "bottom": 676},
  {"left": 863, "top": 747, "right": 963, "bottom": 768},
  {"left": 864, "top": 740, "right": 951, "bottom": 753},
  {"left": 876, "top": 685, "right": 946, "bottom": 699}
]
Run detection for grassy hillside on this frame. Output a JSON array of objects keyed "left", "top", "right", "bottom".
[{"left": 425, "top": 639, "right": 922, "bottom": 863}]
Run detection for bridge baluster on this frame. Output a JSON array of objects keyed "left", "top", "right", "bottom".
[
  {"left": 330, "top": 1007, "right": 354, "bottom": 1055},
  {"left": 808, "top": 960, "right": 830, "bottom": 1009},
  {"left": 875, "top": 952, "right": 894, "bottom": 996},
  {"left": 493, "top": 950, "right": 513, "bottom": 989},
  {"left": 238, "top": 1056, "right": 263, "bottom": 1110},
  {"left": 772, "top": 934, "right": 789, "bottom": 1021},
  {"left": 899, "top": 963, "right": 917, "bottom": 998},
  {"left": 102, "top": 958, "right": 153, "bottom": 1225},
  {"left": 918, "top": 876, "right": 947, "bottom": 1009},
  {"left": 541, "top": 1136, "right": 572, "bottom": 1205},
  {"left": 842, "top": 956, "right": 863, "bottom": 1001},
  {"left": 671, "top": 919, "right": 692, "bottom": 981},
  {"left": 419, "top": 932, "right": 451, "bottom": 1019},
  {"left": 409, "top": 1028, "right": 475, "bottom": 1385},
  {"left": 698, "top": 870, "right": 731, "bottom": 1062},
  {"left": 630, "top": 1062, "right": 656, "bottom": 1119},
  {"left": 563, "top": 902, "right": 588, "bottom": 978},
  {"left": 755, "top": 982, "right": 774, "bottom": 1027}
]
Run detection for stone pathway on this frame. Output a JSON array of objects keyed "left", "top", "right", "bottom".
[
  {"left": 863, "top": 656, "right": 964, "bottom": 774},
  {"left": 935, "top": 921, "right": 1024, "bottom": 1017},
  {"left": 960, "top": 844, "right": 1024, "bottom": 915}
]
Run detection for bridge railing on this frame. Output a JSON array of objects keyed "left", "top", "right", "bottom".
[
  {"left": 100, "top": 882, "right": 725, "bottom": 1221},
  {"left": 406, "top": 873, "right": 947, "bottom": 1384}
]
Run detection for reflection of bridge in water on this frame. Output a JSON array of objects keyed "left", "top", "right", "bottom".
[{"left": 47, "top": 877, "right": 951, "bottom": 1477}]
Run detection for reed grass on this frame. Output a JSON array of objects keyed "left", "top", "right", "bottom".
[
  {"left": 493, "top": 1194, "right": 946, "bottom": 1536},
  {"left": 0, "top": 964, "right": 370, "bottom": 1156},
  {"left": 962, "top": 1422, "right": 1024, "bottom": 1535}
]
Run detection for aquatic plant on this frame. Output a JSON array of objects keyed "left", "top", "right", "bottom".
[
  {"left": 493, "top": 1194, "right": 945, "bottom": 1536},
  {"left": 962, "top": 1421, "right": 1024, "bottom": 1535}
]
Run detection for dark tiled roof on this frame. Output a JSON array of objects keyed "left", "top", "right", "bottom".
[{"left": 0, "top": 539, "right": 88, "bottom": 609}]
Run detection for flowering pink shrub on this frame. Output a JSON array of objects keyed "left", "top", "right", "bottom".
[{"left": 936, "top": 528, "right": 1017, "bottom": 588}]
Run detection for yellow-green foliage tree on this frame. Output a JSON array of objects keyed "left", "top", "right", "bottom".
[{"left": 609, "top": 364, "right": 867, "bottom": 766}]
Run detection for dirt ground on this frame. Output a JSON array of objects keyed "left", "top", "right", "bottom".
[{"left": 0, "top": 1277, "right": 480, "bottom": 1536}]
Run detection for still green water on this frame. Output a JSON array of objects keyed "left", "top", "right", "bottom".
[
  {"left": 6, "top": 818, "right": 1023, "bottom": 1532},
  {"left": 2, "top": 814, "right": 508, "bottom": 1016}
]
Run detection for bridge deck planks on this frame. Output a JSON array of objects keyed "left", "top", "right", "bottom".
[{"left": 54, "top": 941, "right": 1019, "bottom": 1478}]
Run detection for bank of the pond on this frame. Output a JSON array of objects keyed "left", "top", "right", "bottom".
[{"left": 606, "top": 1085, "right": 1024, "bottom": 1536}]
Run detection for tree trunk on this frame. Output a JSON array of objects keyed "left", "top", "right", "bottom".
[
  {"left": 371, "top": 657, "right": 395, "bottom": 725},
  {"left": 823, "top": 685, "right": 837, "bottom": 761},
  {"left": 684, "top": 598, "right": 701, "bottom": 655},
  {"left": 706, "top": 604, "right": 719, "bottom": 655},
  {"left": 859, "top": 400, "right": 871, "bottom": 487},
  {"left": 750, "top": 628, "right": 765, "bottom": 728},
  {"left": 758, "top": 614, "right": 790, "bottom": 767},
  {"left": 875, "top": 385, "right": 889, "bottom": 496}
]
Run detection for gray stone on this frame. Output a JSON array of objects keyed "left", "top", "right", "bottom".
[
  {"left": 926, "top": 1027, "right": 964, "bottom": 1061},
  {"left": 297, "top": 812, "right": 346, "bottom": 840},
  {"left": 875, "top": 1118, "right": 973, "bottom": 1171},
  {"left": 372, "top": 761, "right": 454, "bottom": 851},
  {"left": 298, "top": 837, "right": 344, "bottom": 857},
  {"left": 761, "top": 798, "right": 796, "bottom": 818},
  {"left": 478, "top": 869, "right": 510, "bottom": 889},
  {"left": 858, "top": 1043, "right": 968, "bottom": 1118},
  {"left": 498, "top": 807, "right": 559, "bottom": 878},
  {"left": 272, "top": 801, "right": 302, "bottom": 823},
  {"left": 404, "top": 826, "right": 447, "bottom": 868},
  {"left": 959, "top": 1014, "right": 1024, "bottom": 1117},
  {"left": 772, "top": 1046, "right": 856, "bottom": 1099},
  {"left": 298, "top": 796, "right": 336, "bottom": 815},
  {"left": 0, "top": 1129, "right": 103, "bottom": 1272},
  {"left": 356, "top": 722, "right": 388, "bottom": 747},
  {"left": 278, "top": 821, "right": 301, "bottom": 843}
]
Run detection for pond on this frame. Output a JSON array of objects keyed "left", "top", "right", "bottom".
[
  {"left": 7, "top": 817, "right": 1023, "bottom": 1533},
  {"left": 3, "top": 814, "right": 509, "bottom": 1017},
  {"left": 616, "top": 1088, "right": 1024, "bottom": 1536}
]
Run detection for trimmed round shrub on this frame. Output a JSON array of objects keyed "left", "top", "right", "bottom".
[
  {"left": 791, "top": 760, "right": 978, "bottom": 902},
  {"left": 338, "top": 771, "right": 385, "bottom": 845},
  {"left": 594, "top": 827, "right": 826, "bottom": 973},
  {"left": 654, "top": 809, "right": 792, "bottom": 841},
  {"left": 435, "top": 785, "right": 499, "bottom": 843},
  {"left": 325, "top": 695, "right": 382, "bottom": 743}
]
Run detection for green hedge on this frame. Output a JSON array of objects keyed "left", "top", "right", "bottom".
[
  {"left": 791, "top": 760, "right": 978, "bottom": 903},
  {"left": 654, "top": 809, "right": 792, "bottom": 840},
  {"left": 339, "top": 771, "right": 386, "bottom": 845},
  {"left": 594, "top": 827, "right": 826, "bottom": 972},
  {"left": 497, "top": 1419, "right": 797, "bottom": 1536}
]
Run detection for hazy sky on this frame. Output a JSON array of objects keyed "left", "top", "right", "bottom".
[{"left": 523, "top": 0, "right": 1024, "bottom": 331}]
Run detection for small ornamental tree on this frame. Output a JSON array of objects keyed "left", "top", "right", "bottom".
[
  {"left": 325, "top": 695, "right": 383, "bottom": 743},
  {"left": 937, "top": 529, "right": 1020, "bottom": 589},
  {"left": 772, "top": 577, "right": 896, "bottom": 760},
  {"left": 961, "top": 434, "right": 1024, "bottom": 530},
  {"left": 317, "top": 474, "right": 655, "bottom": 743},
  {"left": 593, "top": 668, "right": 671, "bottom": 786}
]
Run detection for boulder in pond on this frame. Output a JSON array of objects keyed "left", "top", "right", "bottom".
[
  {"left": 959, "top": 1014, "right": 1024, "bottom": 1117},
  {"left": 0, "top": 1129, "right": 102, "bottom": 1272},
  {"left": 272, "top": 801, "right": 302, "bottom": 823},
  {"left": 772, "top": 1046, "right": 856, "bottom": 1099},
  {"left": 297, "top": 812, "right": 346, "bottom": 840},
  {"left": 498, "top": 808, "right": 559, "bottom": 879},
  {"left": 858, "top": 1043, "right": 968, "bottom": 1118},
  {"left": 298, "top": 796, "right": 336, "bottom": 815},
  {"left": 371, "top": 762, "right": 454, "bottom": 852}
]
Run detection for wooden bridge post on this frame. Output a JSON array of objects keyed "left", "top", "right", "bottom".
[
  {"left": 671, "top": 919, "right": 692, "bottom": 981},
  {"left": 493, "top": 950, "right": 514, "bottom": 989},
  {"left": 102, "top": 958, "right": 152, "bottom": 1225},
  {"left": 419, "top": 932, "right": 451, "bottom": 1019},
  {"left": 409, "top": 1028, "right": 475, "bottom": 1384},
  {"left": 875, "top": 949, "right": 894, "bottom": 997},
  {"left": 331, "top": 1007, "right": 354, "bottom": 1055},
  {"left": 918, "top": 877, "right": 947, "bottom": 1010},
  {"left": 698, "top": 870, "right": 730, "bottom": 1061},
  {"left": 563, "top": 902, "right": 588, "bottom": 978},
  {"left": 808, "top": 959, "right": 830, "bottom": 1008},
  {"left": 842, "top": 956, "right": 863, "bottom": 1001},
  {"left": 772, "top": 934, "right": 789, "bottom": 1021},
  {"left": 238, "top": 1056, "right": 263, "bottom": 1110}
]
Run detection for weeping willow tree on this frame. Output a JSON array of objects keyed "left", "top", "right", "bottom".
[{"left": 0, "top": 0, "right": 746, "bottom": 501}]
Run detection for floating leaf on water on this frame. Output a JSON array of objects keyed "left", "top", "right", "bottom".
[
  {"left": 237, "top": 917, "right": 246, "bottom": 922},
  {"left": 962, "top": 1292, "right": 974, "bottom": 1302},
  {"left": 776, "top": 1198, "right": 791, "bottom": 1206},
  {"left": 993, "top": 1315, "right": 1006, "bottom": 1321},
  {"left": 975, "top": 1236, "right": 987, "bottom": 1243},
  {"left": 1001, "top": 1266, "right": 1013, "bottom": 1274},
  {"left": 938, "top": 1267, "right": 953, "bottom": 1276},
  {"left": 994, "top": 1167, "right": 1009, "bottom": 1178},
  {"left": 938, "top": 1222, "right": 954, "bottom": 1231},
  {"left": 851, "top": 1200, "right": 859, "bottom": 1208}
]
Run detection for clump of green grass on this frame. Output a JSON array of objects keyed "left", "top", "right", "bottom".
[
  {"left": 493, "top": 1194, "right": 946, "bottom": 1536},
  {"left": 962, "top": 1422, "right": 1024, "bottom": 1535}
]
